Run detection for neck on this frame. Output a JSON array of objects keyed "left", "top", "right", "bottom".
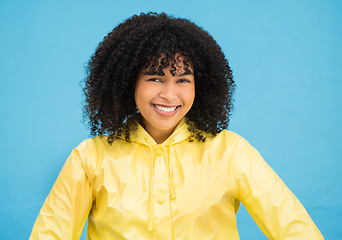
[{"left": 146, "top": 127, "right": 176, "bottom": 144}]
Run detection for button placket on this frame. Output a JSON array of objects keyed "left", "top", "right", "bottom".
[
  {"left": 152, "top": 146, "right": 172, "bottom": 239},
  {"left": 157, "top": 193, "right": 166, "bottom": 204},
  {"left": 155, "top": 147, "right": 162, "bottom": 156}
]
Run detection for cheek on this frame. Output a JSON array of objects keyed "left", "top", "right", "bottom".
[
  {"left": 135, "top": 84, "right": 154, "bottom": 109},
  {"left": 135, "top": 91, "right": 145, "bottom": 107},
  {"left": 134, "top": 82, "right": 145, "bottom": 104},
  {"left": 134, "top": 90, "right": 143, "bottom": 110},
  {"left": 134, "top": 90, "right": 139, "bottom": 106},
  {"left": 186, "top": 86, "right": 195, "bottom": 104}
]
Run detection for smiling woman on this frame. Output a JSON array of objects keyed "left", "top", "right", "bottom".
[
  {"left": 80, "top": 13, "right": 234, "bottom": 144},
  {"left": 29, "top": 12, "right": 324, "bottom": 240},
  {"left": 135, "top": 54, "right": 195, "bottom": 143}
]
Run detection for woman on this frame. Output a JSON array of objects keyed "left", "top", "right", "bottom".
[{"left": 30, "top": 12, "right": 324, "bottom": 239}]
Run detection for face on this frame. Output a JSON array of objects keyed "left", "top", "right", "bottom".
[{"left": 135, "top": 54, "right": 195, "bottom": 142}]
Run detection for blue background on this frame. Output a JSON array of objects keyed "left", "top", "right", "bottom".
[{"left": 1, "top": 0, "right": 341, "bottom": 239}]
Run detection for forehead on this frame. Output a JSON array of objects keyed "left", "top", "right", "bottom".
[{"left": 143, "top": 53, "right": 193, "bottom": 76}]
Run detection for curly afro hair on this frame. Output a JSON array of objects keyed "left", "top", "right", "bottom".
[{"left": 83, "top": 12, "right": 235, "bottom": 144}]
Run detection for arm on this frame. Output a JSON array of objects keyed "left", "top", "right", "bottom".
[
  {"left": 232, "top": 135, "right": 324, "bottom": 239},
  {"left": 29, "top": 146, "right": 93, "bottom": 240}
]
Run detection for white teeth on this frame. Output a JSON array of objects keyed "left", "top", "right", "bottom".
[{"left": 154, "top": 104, "right": 177, "bottom": 112}]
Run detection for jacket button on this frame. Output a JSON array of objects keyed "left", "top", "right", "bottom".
[
  {"left": 157, "top": 194, "right": 166, "bottom": 204},
  {"left": 155, "top": 148, "right": 162, "bottom": 156}
]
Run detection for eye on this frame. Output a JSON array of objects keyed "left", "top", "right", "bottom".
[
  {"left": 178, "top": 79, "right": 191, "bottom": 83},
  {"left": 147, "top": 78, "right": 162, "bottom": 82}
]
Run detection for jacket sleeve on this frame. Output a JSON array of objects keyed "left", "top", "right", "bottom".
[
  {"left": 29, "top": 145, "right": 93, "bottom": 240},
  {"left": 232, "top": 135, "right": 324, "bottom": 239}
]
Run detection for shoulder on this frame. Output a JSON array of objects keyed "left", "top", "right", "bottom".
[
  {"left": 209, "top": 129, "right": 251, "bottom": 148},
  {"left": 191, "top": 130, "right": 256, "bottom": 162},
  {"left": 75, "top": 136, "right": 108, "bottom": 154},
  {"left": 74, "top": 136, "right": 127, "bottom": 163},
  {"left": 207, "top": 130, "right": 262, "bottom": 165},
  {"left": 72, "top": 136, "right": 129, "bottom": 176},
  {"left": 74, "top": 135, "right": 136, "bottom": 159},
  {"left": 76, "top": 135, "right": 129, "bottom": 151}
]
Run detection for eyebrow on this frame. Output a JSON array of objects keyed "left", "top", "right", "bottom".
[
  {"left": 143, "top": 71, "right": 194, "bottom": 76},
  {"left": 178, "top": 72, "right": 194, "bottom": 76}
]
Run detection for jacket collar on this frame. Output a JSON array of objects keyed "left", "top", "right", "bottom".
[{"left": 131, "top": 118, "right": 192, "bottom": 147}]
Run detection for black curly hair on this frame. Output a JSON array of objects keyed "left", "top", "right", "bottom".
[{"left": 83, "top": 12, "right": 235, "bottom": 144}]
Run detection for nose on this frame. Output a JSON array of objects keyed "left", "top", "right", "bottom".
[{"left": 159, "top": 83, "right": 177, "bottom": 101}]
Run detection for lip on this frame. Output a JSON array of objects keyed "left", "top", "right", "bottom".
[{"left": 152, "top": 103, "right": 180, "bottom": 117}]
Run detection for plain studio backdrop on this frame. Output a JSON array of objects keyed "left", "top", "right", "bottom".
[{"left": 0, "top": 0, "right": 341, "bottom": 239}]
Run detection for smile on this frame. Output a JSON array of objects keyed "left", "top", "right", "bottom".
[{"left": 153, "top": 104, "right": 178, "bottom": 112}]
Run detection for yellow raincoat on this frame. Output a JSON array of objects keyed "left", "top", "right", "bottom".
[{"left": 30, "top": 119, "right": 323, "bottom": 239}]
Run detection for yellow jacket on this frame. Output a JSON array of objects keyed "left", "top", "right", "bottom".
[{"left": 30, "top": 119, "right": 323, "bottom": 239}]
